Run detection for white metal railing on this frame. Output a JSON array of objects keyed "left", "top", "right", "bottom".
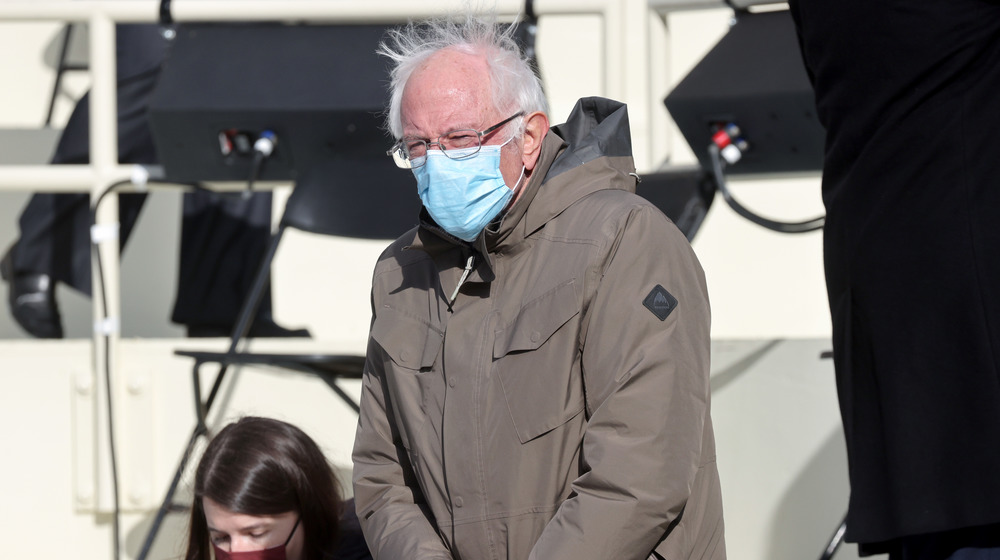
[{"left": 0, "top": 0, "right": 634, "bottom": 354}]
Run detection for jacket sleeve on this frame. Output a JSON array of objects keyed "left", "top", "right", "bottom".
[
  {"left": 528, "top": 203, "right": 714, "bottom": 560},
  {"left": 352, "top": 334, "right": 454, "bottom": 559}
]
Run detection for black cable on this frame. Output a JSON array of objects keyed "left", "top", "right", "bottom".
[
  {"left": 708, "top": 143, "right": 825, "bottom": 234},
  {"left": 92, "top": 243, "right": 120, "bottom": 560},
  {"left": 89, "top": 175, "right": 207, "bottom": 560},
  {"left": 244, "top": 131, "right": 276, "bottom": 200},
  {"left": 245, "top": 150, "right": 265, "bottom": 199},
  {"left": 88, "top": 179, "right": 129, "bottom": 560}
]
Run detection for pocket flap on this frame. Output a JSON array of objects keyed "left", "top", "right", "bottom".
[
  {"left": 371, "top": 307, "right": 443, "bottom": 370},
  {"left": 494, "top": 280, "right": 581, "bottom": 358}
]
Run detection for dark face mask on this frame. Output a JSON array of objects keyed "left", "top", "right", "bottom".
[{"left": 212, "top": 518, "right": 300, "bottom": 560}]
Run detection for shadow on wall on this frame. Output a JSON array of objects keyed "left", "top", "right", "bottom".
[
  {"left": 711, "top": 338, "right": 782, "bottom": 394},
  {"left": 125, "top": 488, "right": 194, "bottom": 560},
  {"left": 42, "top": 22, "right": 89, "bottom": 72},
  {"left": 765, "top": 428, "right": 878, "bottom": 560},
  {"left": 41, "top": 22, "right": 90, "bottom": 116}
]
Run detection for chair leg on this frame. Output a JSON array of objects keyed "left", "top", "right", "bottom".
[
  {"left": 192, "top": 361, "right": 207, "bottom": 433},
  {"left": 225, "top": 228, "right": 286, "bottom": 349},
  {"left": 318, "top": 372, "right": 361, "bottom": 413},
  {"left": 136, "top": 422, "right": 208, "bottom": 560},
  {"left": 137, "top": 360, "right": 231, "bottom": 560}
]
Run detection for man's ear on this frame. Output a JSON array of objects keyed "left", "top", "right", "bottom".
[{"left": 521, "top": 111, "right": 550, "bottom": 171}]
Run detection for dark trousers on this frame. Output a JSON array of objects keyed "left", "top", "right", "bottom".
[
  {"left": 14, "top": 190, "right": 275, "bottom": 328},
  {"left": 889, "top": 524, "right": 1000, "bottom": 560}
]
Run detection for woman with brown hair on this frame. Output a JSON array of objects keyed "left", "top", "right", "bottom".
[{"left": 185, "top": 416, "right": 370, "bottom": 560}]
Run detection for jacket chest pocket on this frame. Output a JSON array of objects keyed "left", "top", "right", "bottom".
[
  {"left": 494, "top": 280, "right": 585, "bottom": 443},
  {"left": 372, "top": 307, "right": 443, "bottom": 371},
  {"left": 371, "top": 307, "right": 444, "bottom": 451}
]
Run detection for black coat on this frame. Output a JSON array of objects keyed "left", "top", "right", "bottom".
[{"left": 789, "top": 0, "right": 1000, "bottom": 552}]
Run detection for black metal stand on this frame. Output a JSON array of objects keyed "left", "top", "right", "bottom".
[
  {"left": 817, "top": 349, "right": 848, "bottom": 560},
  {"left": 819, "top": 514, "right": 848, "bottom": 560}
]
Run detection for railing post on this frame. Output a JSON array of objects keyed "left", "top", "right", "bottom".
[{"left": 88, "top": 12, "right": 123, "bottom": 559}]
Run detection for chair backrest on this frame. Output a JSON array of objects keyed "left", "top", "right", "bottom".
[{"left": 282, "top": 156, "right": 422, "bottom": 240}]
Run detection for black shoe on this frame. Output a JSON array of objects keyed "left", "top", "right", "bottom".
[
  {"left": 186, "top": 319, "right": 311, "bottom": 339},
  {"left": 1, "top": 246, "right": 64, "bottom": 339}
]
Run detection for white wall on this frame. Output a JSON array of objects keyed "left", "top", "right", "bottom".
[{"left": 0, "top": 3, "right": 869, "bottom": 560}]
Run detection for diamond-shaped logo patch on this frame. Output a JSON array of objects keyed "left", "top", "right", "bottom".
[{"left": 642, "top": 284, "right": 678, "bottom": 321}]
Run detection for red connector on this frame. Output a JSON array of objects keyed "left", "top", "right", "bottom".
[{"left": 711, "top": 122, "right": 749, "bottom": 164}]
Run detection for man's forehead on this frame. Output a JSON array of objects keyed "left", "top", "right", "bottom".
[{"left": 401, "top": 49, "right": 495, "bottom": 136}]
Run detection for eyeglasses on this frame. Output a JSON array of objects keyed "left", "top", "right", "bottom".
[{"left": 387, "top": 112, "right": 525, "bottom": 169}]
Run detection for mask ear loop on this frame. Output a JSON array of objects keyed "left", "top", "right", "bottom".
[
  {"left": 491, "top": 165, "right": 527, "bottom": 235},
  {"left": 510, "top": 165, "right": 526, "bottom": 191},
  {"left": 503, "top": 115, "right": 529, "bottom": 190},
  {"left": 283, "top": 518, "right": 301, "bottom": 547}
]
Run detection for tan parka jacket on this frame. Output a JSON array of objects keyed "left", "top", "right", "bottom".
[{"left": 353, "top": 98, "right": 725, "bottom": 560}]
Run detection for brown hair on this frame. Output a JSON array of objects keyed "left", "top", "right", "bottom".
[{"left": 185, "top": 416, "right": 342, "bottom": 560}]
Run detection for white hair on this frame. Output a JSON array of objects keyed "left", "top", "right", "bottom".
[{"left": 379, "top": 13, "right": 548, "bottom": 140}]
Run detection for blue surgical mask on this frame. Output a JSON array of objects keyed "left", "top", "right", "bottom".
[{"left": 414, "top": 140, "right": 525, "bottom": 242}]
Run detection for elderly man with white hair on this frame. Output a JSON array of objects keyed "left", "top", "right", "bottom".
[{"left": 352, "top": 13, "right": 725, "bottom": 560}]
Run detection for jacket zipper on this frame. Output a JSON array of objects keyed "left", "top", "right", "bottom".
[{"left": 447, "top": 255, "right": 475, "bottom": 312}]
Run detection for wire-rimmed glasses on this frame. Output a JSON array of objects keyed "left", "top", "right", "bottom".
[{"left": 387, "top": 112, "right": 525, "bottom": 169}]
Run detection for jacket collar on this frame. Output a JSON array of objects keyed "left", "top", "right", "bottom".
[
  {"left": 513, "top": 97, "right": 637, "bottom": 243},
  {"left": 408, "top": 97, "right": 636, "bottom": 279}
]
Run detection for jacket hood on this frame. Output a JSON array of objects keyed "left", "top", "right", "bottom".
[
  {"left": 546, "top": 96, "right": 636, "bottom": 182},
  {"left": 512, "top": 96, "right": 637, "bottom": 241}
]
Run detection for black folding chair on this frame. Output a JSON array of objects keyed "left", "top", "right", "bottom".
[{"left": 137, "top": 156, "right": 420, "bottom": 559}]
